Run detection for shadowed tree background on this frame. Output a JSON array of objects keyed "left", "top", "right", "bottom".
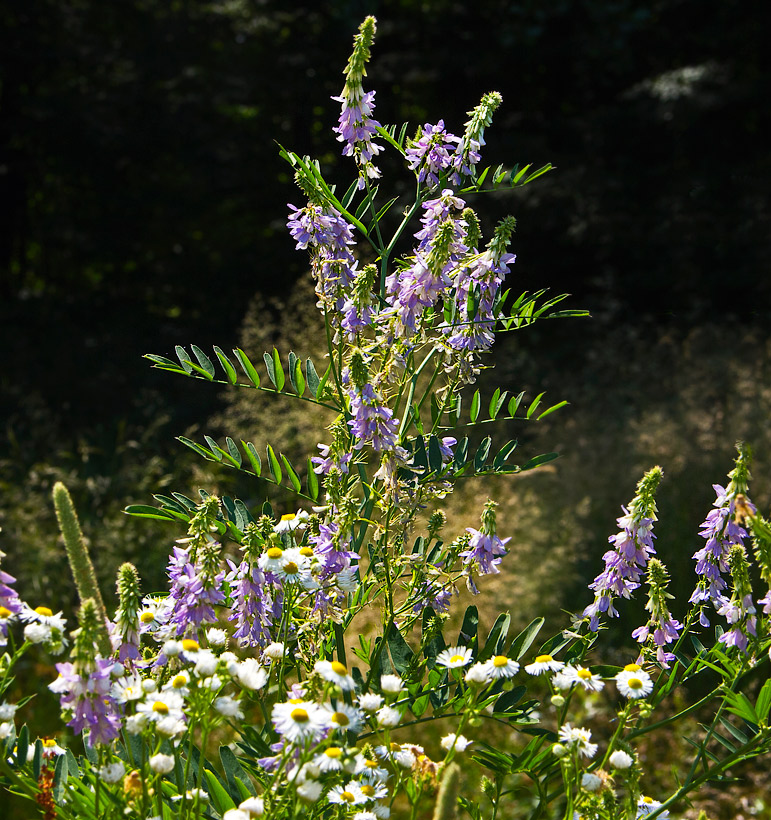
[{"left": 1, "top": 0, "right": 770, "bottom": 642}]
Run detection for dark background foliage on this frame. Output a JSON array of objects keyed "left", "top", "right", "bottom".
[{"left": 1, "top": 0, "right": 769, "bottom": 613}]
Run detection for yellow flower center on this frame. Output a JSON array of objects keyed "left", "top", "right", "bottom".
[
  {"left": 289, "top": 698, "right": 304, "bottom": 704},
  {"left": 361, "top": 784, "right": 376, "bottom": 797},
  {"left": 624, "top": 663, "right": 641, "bottom": 672},
  {"left": 450, "top": 654, "right": 465, "bottom": 664},
  {"left": 283, "top": 561, "right": 299, "bottom": 575},
  {"left": 535, "top": 654, "right": 553, "bottom": 664},
  {"left": 325, "top": 747, "right": 343, "bottom": 758},
  {"left": 493, "top": 655, "right": 509, "bottom": 668},
  {"left": 140, "top": 611, "right": 155, "bottom": 623},
  {"left": 0, "top": 606, "right": 11, "bottom": 618},
  {"left": 182, "top": 639, "right": 199, "bottom": 651},
  {"left": 43, "top": 738, "right": 57, "bottom": 748},
  {"left": 34, "top": 606, "right": 53, "bottom": 618},
  {"left": 280, "top": 513, "right": 296, "bottom": 521},
  {"left": 290, "top": 708, "right": 309, "bottom": 723},
  {"left": 172, "top": 675, "right": 187, "bottom": 689},
  {"left": 628, "top": 677, "right": 643, "bottom": 689},
  {"left": 332, "top": 711, "right": 349, "bottom": 726},
  {"left": 152, "top": 701, "right": 170, "bottom": 715},
  {"left": 642, "top": 796, "right": 653, "bottom": 804},
  {"left": 577, "top": 669, "right": 593, "bottom": 680},
  {"left": 365, "top": 759, "right": 378, "bottom": 768},
  {"left": 340, "top": 791, "right": 355, "bottom": 803},
  {"left": 267, "top": 547, "right": 283, "bottom": 559},
  {"left": 331, "top": 661, "right": 348, "bottom": 676},
  {"left": 389, "top": 742, "right": 400, "bottom": 752},
  {"left": 300, "top": 547, "right": 314, "bottom": 557}
]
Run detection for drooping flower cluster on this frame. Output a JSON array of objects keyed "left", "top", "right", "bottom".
[
  {"left": 717, "top": 544, "right": 757, "bottom": 652},
  {"left": 0, "top": 550, "right": 22, "bottom": 647},
  {"left": 690, "top": 483, "right": 756, "bottom": 626},
  {"left": 444, "top": 215, "right": 516, "bottom": 366},
  {"left": 405, "top": 120, "right": 463, "bottom": 188},
  {"left": 583, "top": 466, "right": 663, "bottom": 631},
  {"left": 384, "top": 190, "right": 469, "bottom": 340},
  {"left": 632, "top": 558, "right": 682, "bottom": 666},
  {"left": 460, "top": 499, "right": 511, "bottom": 591},
  {"left": 332, "top": 16, "right": 382, "bottom": 188},
  {"left": 48, "top": 600, "right": 121, "bottom": 746},
  {"left": 287, "top": 202, "right": 357, "bottom": 318}
]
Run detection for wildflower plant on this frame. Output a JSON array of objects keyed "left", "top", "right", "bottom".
[{"left": 1, "top": 16, "right": 771, "bottom": 820}]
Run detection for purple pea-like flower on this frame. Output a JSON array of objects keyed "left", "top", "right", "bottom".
[
  {"left": 460, "top": 528, "right": 510, "bottom": 576},
  {"left": 226, "top": 560, "right": 274, "bottom": 648},
  {"left": 583, "top": 508, "right": 657, "bottom": 632},
  {"left": 348, "top": 382, "right": 400, "bottom": 452},
  {"left": 49, "top": 658, "right": 121, "bottom": 746},
  {"left": 165, "top": 546, "right": 226, "bottom": 639},
  {"left": 0, "top": 566, "right": 23, "bottom": 647},
  {"left": 406, "top": 121, "right": 462, "bottom": 188}
]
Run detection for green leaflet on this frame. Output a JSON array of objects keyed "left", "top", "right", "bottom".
[
  {"left": 213, "top": 345, "right": 238, "bottom": 384},
  {"left": 233, "top": 347, "right": 261, "bottom": 387}
]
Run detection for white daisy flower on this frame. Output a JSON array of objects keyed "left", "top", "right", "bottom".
[
  {"left": 636, "top": 796, "right": 670, "bottom": 817},
  {"left": 274, "top": 510, "right": 310, "bottom": 533},
  {"left": 142, "top": 678, "right": 158, "bottom": 694},
  {"left": 171, "top": 788, "right": 209, "bottom": 803},
  {"left": 464, "top": 662, "right": 493, "bottom": 685},
  {"left": 372, "top": 803, "right": 391, "bottom": 818},
  {"left": 557, "top": 723, "right": 598, "bottom": 759},
  {"left": 163, "top": 671, "right": 190, "bottom": 695},
  {"left": 223, "top": 810, "right": 250, "bottom": 820},
  {"left": 327, "top": 782, "right": 367, "bottom": 805},
  {"left": 609, "top": 749, "right": 634, "bottom": 769},
  {"left": 315, "top": 745, "right": 346, "bottom": 772},
  {"left": 40, "top": 738, "right": 65, "bottom": 757},
  {"left": 296, "top": 779, "right": 323, "bottom": 802},
  {"left": 98, "top": 760, "right": 126, "bottom": 784},
  {"left": 554, "top": 665, "right": 605, "bottom": 692},
  {"left": 0, "top": 702, "right": 18, "bottom": 721},
  {"left": 323, "top": 701, "right": 365, "bottom": 734},
  {"left": 162, "top": 639, "right": 182, "bottom": 658},
  {"left": 353, "top": 812, "right": 378, "bottom": 820},
  {"left": 335, "top": 568, "right": 359, "bottom": 593},
  {"left": 125, "top": 713, "right": 148, "bottom": 734},
  {"left": 0, "top": 722, "right": 13, "bottom": 740},
  {"left": 274, "top": 548, "right": 313, "bottom": 584},
  {"left": 358, "top": 692, "right": 384, "bottom": 711},
  {"left": 315, "top": 660, "right": 356, "bottom": 691},
  {"left": 263, "top": 642, "right": 285, "bottom": 661},
  {"left": 525, "top": 654, "right": 564, "bottom": 676},
  {"left": 238, "top": 796, "right": 265, "bottom": 816},
  {"left": 379, "top": 742, "right": 415, "bottom": 768},
  {"left": 581, "top": 772, "right": 603, "bottom": 792},
  {"left": 206, "top": 628, "right": 228, "bottom": 648},
  {"left": 190, "top": 649, "right": 219, "bottom": 678},
  {"left": 435, "top": 646, "right": 473, "bottom": 669},
  {"left": 354, "top": 755, "right": 390, "bottom": 782},
  {"left": 136, "top": 691, "right": 185, "bottom": 724},
  {"left": 149, "top": 753, "right": 175, "bottom": 774},
  {"left": 214, "top": 695, "right": 244, "bottom": 719},
  {"left": 258, "top": 546, "right": 288, "bottom": 574},
  {"left": 271, "top": 700, "right": 328, "bottom": 743},
  {"left": 615, "top": 668, "right": 653, "bottom": 699},
  {"left": 237, "top": 659, "right": 268, "bottom": 691},
  {"left": 482, "top": 655, "right": 520, "bottom": 679},
  {"left": 379, "top": 674, "right": 404, "bottom": 694},
  {"left": 358, "top": 781, "right": 388, "bottom": 801},
  {"left": 111, "top": 674, "right": 145, "bottom": 703},
  {"left": 440, "top": 733, "right": 472, "bottom": 752},
  {"left": 376, "top": 705, "right": 401, "bottom": 728}
]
